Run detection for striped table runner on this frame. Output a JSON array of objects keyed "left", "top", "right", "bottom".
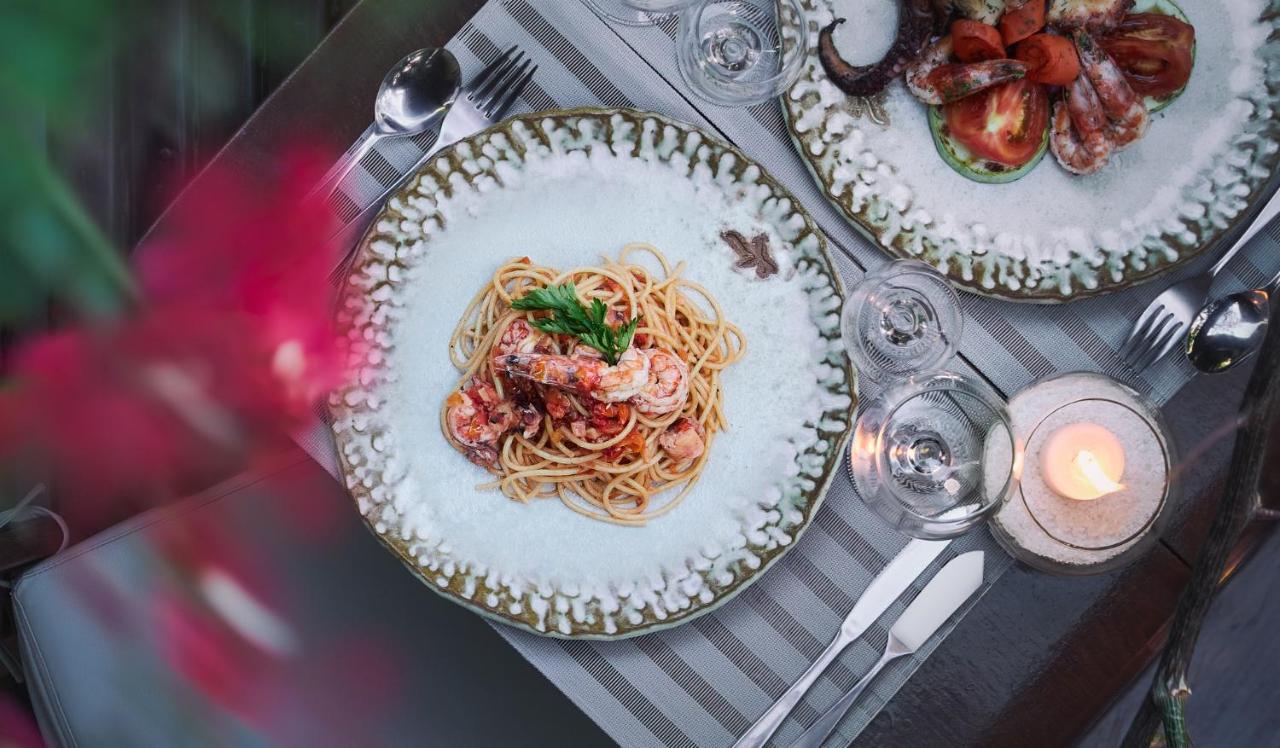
[{"left": 291, "top": 0, "right": 1280, "bottom": 745}]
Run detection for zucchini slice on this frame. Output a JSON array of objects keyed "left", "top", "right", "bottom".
[{"left": 927, "top": 104, "right": 1050, "bottom": 184}]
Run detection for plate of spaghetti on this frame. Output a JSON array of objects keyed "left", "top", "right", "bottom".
[
  {"left": 443, "top": 246, "right": 745, "bottom": 526},
  {"left": 332, "top": 109, "right": 856, "bottom": 638}
]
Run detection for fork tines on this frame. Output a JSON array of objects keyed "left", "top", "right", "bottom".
[
  {"left": 1119, "top": 309, "right": 1184, "bottom": 372},
  {"left": 487, "top": 59, "right": 537, "bottom": 119},
  {"left": 470, "top": 46, "right": 518, "bottom": 99},
  {"left": 470, "top": 46, "right": 536, "bottom": 119}
]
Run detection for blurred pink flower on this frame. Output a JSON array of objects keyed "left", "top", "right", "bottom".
[
  {"left": 134, "top": 147, "right": 345, "bottom": 415},
  {"left": 153, "top": 591, "right": 279, "bottom": 729},
  {"left": 0, "top": 145, "right": 347, "bottom": 525}
]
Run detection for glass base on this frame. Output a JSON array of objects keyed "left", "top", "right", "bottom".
[
  {"left": 840, "top": 259, "right": 963, "bottom": 383},
  {"left": 581, "top": 0, "right": 664, "bottom": 26},
  {"left": 850, "top": 371, "right": 1015, "bottom": 540}
]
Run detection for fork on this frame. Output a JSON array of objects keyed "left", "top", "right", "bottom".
[
  {"left": 1119, "top": 187, "right": 1280, "bottom": 372},
  {"left": 327, "top": 46, "right": 537, "bottom": 282}
]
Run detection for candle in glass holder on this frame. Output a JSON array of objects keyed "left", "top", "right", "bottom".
[
  {"left": 990, "top": 373, "right": 1174, "bottom": 575},
  {"left": 1040, "top": 423, "right": 1126, "bottom": 501}
]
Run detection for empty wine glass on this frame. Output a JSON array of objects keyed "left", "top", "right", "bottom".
[
  {"left": 850, "top": 371, "right": 1018, "bottom": 539},
  {"left": 841, "top": 259, "right": 963, "bottom": 382},
  {"left": 584, "top": 0, "right": 699, "bottom": 26},
  {"left": 676, "top": 0, "right": 809, "bottom": 106}
]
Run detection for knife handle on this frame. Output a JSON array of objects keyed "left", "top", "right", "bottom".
[
  {"left": 733, "top": 631, "right": 853, "bottom": 748},
  {"left": 792, "top": 651, "right": 895, "bottom": 748}
]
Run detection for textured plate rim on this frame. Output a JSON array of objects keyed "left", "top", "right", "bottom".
[
  {"left": 783, "top": 0, "right": 1280, "bottom": 303},
  {"left": 331, "top": 106, "right": 858, "bottom": 639}
]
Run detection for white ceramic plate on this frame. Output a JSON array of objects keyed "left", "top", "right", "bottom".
[
  {"left": 785, "top": 0, "right": 1280, "bottom": 301},
  {"left": 331, "top": 109, "right": 856, "bottom": 638}
]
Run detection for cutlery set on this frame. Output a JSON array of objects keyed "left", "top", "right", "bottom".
[
  {"left": 734, "top": 543, "right": 985, "bottom": 748},
  {"left": 1121, "top": 188, "right": 1280, "bottom": 374},
  {"left": 318, "top": 45, "right": 537, "bottom": 281}
]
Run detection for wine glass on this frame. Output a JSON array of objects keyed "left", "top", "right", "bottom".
[
  {"left": 850, "top": 371, "right": 1018, "bottom": 539},
  {"left": 841, "top": 259, "right": 963, "bottom": 382},
  {"left": 676, "top": 0, "right": 809, "bottom": 107},
  {"left": 584, "top": 0, "right": 699, "bottom": 27}
]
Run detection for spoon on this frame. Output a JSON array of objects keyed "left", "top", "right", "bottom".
[
  {"left": 314, "top": 47, "right": 461, "bottom": 197},
  {"left": 1185, "top": 287, "right": 1271, "bottom": 373}
]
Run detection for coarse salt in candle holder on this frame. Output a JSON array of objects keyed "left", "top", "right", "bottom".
[{"left": 990, "top": 372, "right": 1175, "bottom": 575}]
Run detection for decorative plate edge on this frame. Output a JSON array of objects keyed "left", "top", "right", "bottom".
[{"left": 331, "top": 106, "right": 859, "bottom": 639}]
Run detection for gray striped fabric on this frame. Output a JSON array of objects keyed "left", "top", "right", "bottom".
[{"left": 290, "top": 0, "right": 1280, "bottom": 745}]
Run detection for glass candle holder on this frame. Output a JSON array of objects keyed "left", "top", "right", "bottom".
[{"left": 989, "top": 372, "right": 1175, "bottom": 575}]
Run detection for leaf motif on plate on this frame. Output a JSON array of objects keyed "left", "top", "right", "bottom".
[
  {"left": 846, "top": 91, "right": 890, "bottom": 127},
  {"left": 721, "top": 230, "right": 779, "bottom": 279}
]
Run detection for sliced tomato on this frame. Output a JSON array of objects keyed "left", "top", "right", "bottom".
[
  {"left": 999, "top": 0, "right": 1045, "bottom": 47},
  {"left": 1100, "top": 13, "right": 1195, "bottom": 99},
  {"left": 1015, "top": 33, "right": 1081, "bottom": 86},
  {"left": 943, "top": 78, "right": 1049, "bottom": 168},
  {"left": 952, "top": 19, "right": 1006, "bottom": 63}
]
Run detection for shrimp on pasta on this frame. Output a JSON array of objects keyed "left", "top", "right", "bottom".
[{"left": 441, "top": 244, "right": 745, "bottom": 526}]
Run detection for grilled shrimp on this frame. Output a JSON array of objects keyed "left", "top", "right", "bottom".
[
  {"left": 632, "top": 348, "right": 690, "bottom": 416},
  {"left": 494, "top": 347, "right": 650, "bottom": 403},
  {"left": 494, "top": 318, "right": 551, "bottom": 356},
  {"left": 905, "top": 36, "right": 1027, "bottom": 106},
  {"left": 1048, "top": 0, "right": 1132, "bottom": 33},
  {"left": 659, "top": 418, "right": 705, "bottom": 463},
  {"left": 1075, "top": 30, "right": 1148, "bottom": 149},
  {"left": 445, "top": 378, "right": 521, "bottom": 467},
  {"left": 1050, "top": 74, "right": 1113, "bottom": 175},
  {"left": 495, "top": 319, "right": 550, "bottom": 438}
]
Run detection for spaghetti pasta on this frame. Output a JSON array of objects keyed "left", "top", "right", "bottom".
[{"left": 441, "top": 244, "right": 745, "bottom": 526}]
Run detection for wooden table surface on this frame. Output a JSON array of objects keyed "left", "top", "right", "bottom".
[{"left": 55, "top": 0, "right": 1270, "bottom": 744}]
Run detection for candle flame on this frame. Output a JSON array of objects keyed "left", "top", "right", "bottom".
[{"left": 1073, "top": 450, "right": 1123, "bottom": 499}]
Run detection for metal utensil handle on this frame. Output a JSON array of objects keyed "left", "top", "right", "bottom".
[
  {"left": 1210, "top": 187, "right": 1280, "bottom": 277},
  {"left": 790, "top": 653, "right": 894, "bottom": 748},
  {"left": 327, "top": 131, "right": 450, "bottom": 245},
  {"left": 308, "top": 124, "right": 378, "bottom": 200},
  {"left": 321, "top": 135, "right": 383, "bottom": 199},
  {"left": 732, "top": 632, "right": 854, "bottom": 748}
]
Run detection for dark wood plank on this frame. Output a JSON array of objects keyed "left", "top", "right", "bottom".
[
  {"left": 855, "top": 544, "right": 1189, "bottom": 746},
  {"left": 1157, "top": 359, "right": 1255, "bottom": 565},
  {"left": 138, "top": 0, "right": 481, "bottom": 248},
  {"left": 1079, "top": 524, "right": 1280, "bottom": 747}
]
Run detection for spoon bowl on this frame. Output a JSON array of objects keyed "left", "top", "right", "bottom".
[
  {"left": 374, "top": 48, "right": 461, "bottom": 135},
  {"left": 313, "top": 47, "right": 461, "bottom": 199},
  {"left": 1185, "top": 288, "right": 1271, "bottom": 373}
]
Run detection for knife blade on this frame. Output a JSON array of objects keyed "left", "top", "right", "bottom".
[
  {"left": 794, "top": 550, "right": 985, "bottom": 748},
  {"left": 732, "top": 538, "right": 951, "bottom": 748},
  {"left": 839, "top": 537, "right": 951, "bottom": 641}
]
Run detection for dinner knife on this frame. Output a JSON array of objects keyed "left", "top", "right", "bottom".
[
  {"left": 792, "top": 551, "right": 985, "bottom": 748},
  {"left": 732, "top": 538, "right": 951, "bottom": 748}
]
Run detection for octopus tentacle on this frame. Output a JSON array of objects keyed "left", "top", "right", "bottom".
[{"left": 817, "top": 0, "right": 938, "bottom": 98}]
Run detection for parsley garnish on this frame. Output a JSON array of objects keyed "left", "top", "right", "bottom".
[{"left": 510, "top": 283, "right": 639, "bottom": 365}]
